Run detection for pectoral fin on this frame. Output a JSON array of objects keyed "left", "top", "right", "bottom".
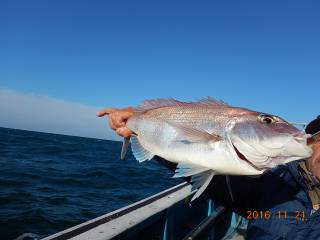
[
  {"left": 167, "top": 121, "right": 221, "bottom": 143},
  {"left": 120, "top": 136, "right": 130, "bottom": 160}
]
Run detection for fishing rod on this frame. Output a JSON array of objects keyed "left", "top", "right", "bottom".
[
  {"left": 289, "top": 121, "right": 319, "bottom": 142},
  {"left": 289, "top": 122, "right": 307, "bottom": 127},
  {"left": 311, "top": 131, "right": 320, "bottom": 140}
]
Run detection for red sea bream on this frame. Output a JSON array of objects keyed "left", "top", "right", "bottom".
[{"left": 121, "top": 98, "right": 312, "bottom": 200}]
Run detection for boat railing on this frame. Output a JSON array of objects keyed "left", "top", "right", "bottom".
[{"left": 43, "top": 182, "right": 246, "bottom": 240}]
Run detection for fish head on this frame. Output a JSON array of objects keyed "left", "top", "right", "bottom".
[{"left": 228, "top": 110, "right": 312, "bottom": 170}]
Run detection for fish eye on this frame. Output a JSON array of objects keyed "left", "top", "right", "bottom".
[{"left": 259, "top": 114, "right": 275, "bottom": 124}]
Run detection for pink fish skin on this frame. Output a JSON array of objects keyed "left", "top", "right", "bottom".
[{"left": 121, "top": 97, "right": 311, "bottom": 200}]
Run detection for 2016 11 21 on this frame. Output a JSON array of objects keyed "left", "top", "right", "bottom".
[{"left": 246, "top": 210, "right": 305, "bottom": 221}]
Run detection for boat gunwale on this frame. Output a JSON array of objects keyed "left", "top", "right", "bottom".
[{"left": 43, "top": 182, "right": 191, "bottom": 240}]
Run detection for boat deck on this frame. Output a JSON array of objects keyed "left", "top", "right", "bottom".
[{"left": 43, "top": 182, "right": 247, "bottom": 240}]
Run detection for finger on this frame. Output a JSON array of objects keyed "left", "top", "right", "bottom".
[
  {"left": 112, "top": 112, "right": 124, "bottom": 127},
  {"left": 120, "top": 110, "right": 134, "bottom": 120},
  {"left": 112, "top": 113, "right": 127, "bottom": 128},
  {"left": 112, "top": 110, "right": 134, "bottom": 128},
  {"left": 96, "top": 108, "right": 118, "bottom": 117},
  {"left": 108, "top": 116, "right": 117, "bottom": 130},
  {"left": 116, "top": 127, "right": 133, "bottom": 138}
]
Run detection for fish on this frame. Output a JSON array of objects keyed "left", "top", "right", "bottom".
[{"left": 120, "top": 97, "right": 312, "bottom": 201}]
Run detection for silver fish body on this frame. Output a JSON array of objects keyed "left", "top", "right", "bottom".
[
  {"left": 128, "top": 111, "right": 261, "bottom": 175},
  {"left": 123, "top": 98, "right": 312, "bottom": 200}
]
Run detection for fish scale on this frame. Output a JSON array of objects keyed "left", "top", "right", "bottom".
[{"left": 121, "top": 97, "right": 312, "bottom": 201}]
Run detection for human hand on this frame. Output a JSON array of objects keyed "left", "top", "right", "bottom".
[{"left": 96, "top": 107, "right": 134, "bottom": 137}]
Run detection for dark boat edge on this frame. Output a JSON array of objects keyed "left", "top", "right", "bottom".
[{"left": 43, "top": 182, "right": 246, "bottom": 240}]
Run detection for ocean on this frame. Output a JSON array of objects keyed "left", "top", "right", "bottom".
[{"left": 0, "top": 127, "right": 180, "bottom": 240}]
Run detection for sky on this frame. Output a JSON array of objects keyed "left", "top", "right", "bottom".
[{"left": 0, "top": 0, "right": 319, "bottom": 140}]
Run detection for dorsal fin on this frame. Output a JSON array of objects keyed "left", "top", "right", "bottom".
[
  {"left": 196, "top": 96, "right": 229, "bottom": 107},
  {"left": 135, "top": 97, "right": 229, "bottom": 112},
  {"left": 136, "top": 98, "right": 185, "bottom": 111}
]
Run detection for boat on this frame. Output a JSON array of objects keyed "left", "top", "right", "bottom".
[{"left": 43, "top": 182, "right": 247, "bottom": 240}]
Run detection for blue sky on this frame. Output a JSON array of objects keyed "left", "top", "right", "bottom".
[{"left": 0, "top": 0, "right": 319, "bottom": 139}]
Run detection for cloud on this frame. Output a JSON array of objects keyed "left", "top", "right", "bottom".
[{"left": 0, "top": 88, "right": 120, "bottom": 140}]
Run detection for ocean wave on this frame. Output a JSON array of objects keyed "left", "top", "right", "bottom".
[{"left": 0, "top": 127, "right": 179, "bottom": 240}]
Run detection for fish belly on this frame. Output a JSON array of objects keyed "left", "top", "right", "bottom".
[{"left": 127, "top": 117, "right": 257, "bottom": 175}]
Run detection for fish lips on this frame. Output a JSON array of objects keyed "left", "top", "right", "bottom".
[{"left": 278, "top": 134, "right": 312, "bottom": 159}]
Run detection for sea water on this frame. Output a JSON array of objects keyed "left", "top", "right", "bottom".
[{"left": 0, "top": 127, "right": 180, "bottom": 240}]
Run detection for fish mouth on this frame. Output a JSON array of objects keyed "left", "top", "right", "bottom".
[{"left": 232, "top": 143, "right": 263, "bottom": 171}]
